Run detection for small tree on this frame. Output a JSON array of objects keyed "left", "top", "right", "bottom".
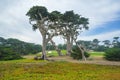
[
  {"left": 103, "top": 40, "right": 111, "bottom": 48},
  {"left": 92, "top": 39, "right": 100, "bottom": 50},
  {"left": 112, "top": 37, "right": 120, "bottom": 48}
]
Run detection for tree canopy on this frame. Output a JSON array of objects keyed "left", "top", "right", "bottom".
[{"left": 26, "top": 6, "right": 89, "bottom": 60}]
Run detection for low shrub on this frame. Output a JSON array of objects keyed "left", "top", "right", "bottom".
[
  {"left": 104, "top": 48, "right": 120, "bottom": 61},
  {"left": 71, "top": 46, "right": 90, "bottom": 60}
]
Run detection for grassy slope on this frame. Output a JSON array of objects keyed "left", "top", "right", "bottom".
[{"left": 0, "top": 59, "right": 120, "bottom": 80}]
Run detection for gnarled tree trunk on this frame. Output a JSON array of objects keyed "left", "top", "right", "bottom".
[
  {"left": 66, "top": 36, "right": 71, "bottom": 56},
  {"left": 77, "top": 44, "right": 86, "bottom": 61},
  {"left": 74, "top": 39, "right": 86, "bottom": 61},
  {"left": 66, "top": 36, "right": 73, "bottom": 56},
  {"left": 50, "top": 40, "right": 63, "bottom": 56},
  {"left": 41, "top": 35, "right": 47, "bottom": 60}
]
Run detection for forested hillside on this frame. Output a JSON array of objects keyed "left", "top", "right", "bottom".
[{"left": 0, "top": 37, "right": 41, "bottom": 55}]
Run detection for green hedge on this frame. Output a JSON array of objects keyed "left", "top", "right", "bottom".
[{"left": 104, "top": 48, "right": 120, "bottom": 61}]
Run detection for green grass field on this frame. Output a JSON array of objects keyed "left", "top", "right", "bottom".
[
  {"left": 36, "top": 50, "right": 67, "bottom": 57},
  {"left": 47, "top": 50, "right": 67, "bottom": 56},
  {"left": 89, "top": 51, "right": 105, "bottom": 57},
  {"left": 0, "top": 60, "right": 120, "bottom": 80},
  {"left": 1, "top": 51, "right": 119, "bottom": 80}
]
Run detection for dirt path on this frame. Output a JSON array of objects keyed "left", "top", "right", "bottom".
[
  {"left": 48, "top": 56, "right": 120, "bottom": 66},
  {"left": 23, "top": 55, "right": 120, "bottom": 66}
]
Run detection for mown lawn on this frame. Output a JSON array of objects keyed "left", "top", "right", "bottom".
[{"left": 0, "top": 59, "right": 120, "bottom": 80}]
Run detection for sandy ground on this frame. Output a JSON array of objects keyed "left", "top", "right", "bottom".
[
  {"left": 23, "top": 55, "right": 120, "bottom": 66},
  {"left": 48, "top": 56, "right": 120, "bottom": 66}
]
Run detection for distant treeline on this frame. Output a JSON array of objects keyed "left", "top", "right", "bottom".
[
  {"left": 1, "top": 36, "right": 119, "bottom": 56},
  {"left": 0, "top": 37, "right": 42, "bottom": 55},
  {"left": 0, "top": 37, "right": 67, "bottom": 55},
  {"left": 76, "top": 38, "right": 120, "bottom": 51}
]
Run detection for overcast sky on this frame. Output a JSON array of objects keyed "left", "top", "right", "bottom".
[{"left": 0, "top": 0, "right": 120, "bottom": 44}]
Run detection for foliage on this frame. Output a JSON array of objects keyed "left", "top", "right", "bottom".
[
  {"left": 26, "top": 6, "right": 64, "bottom": 59},
  {"left": 58, "top": 44, "right": 66, "bottom": 50},
  {"left": 26, "top": 6, "right": 89, "bottom": 58},
  {"left": 0, "top": 47, "right": 22, "bottom": 60},
  {"left": 71, "top": 46, "right": 90, "bottom": 60},
  {"left": 60, "top": 10, "right": 89, "bottom": 55},
  {"left": 0, "top": 61, "right": 120, "bottom": 80},
  {"left": 49, "top": 11, "right": 62, "bottom": 22},
  {"left": 76, "top": 38, "right": 120, "bottom": 52},
  {"left": 46, "top": 43, "right": 55, "bottom": 50},
  {"left": 94, "top": 45, "right": 106, "bottom": 51},
  {"left": 113, "top": 37, "right": 120, "bottom": 48},
  {"left": 104, "top": 48, "right": 120, "bottom": 61},
  {"left": 26, "top": 6, "right": 48, "bottom": 21},
  {"left": 0, "top": 37, "right": 42, "bottom": 55},
  {"left": 76, "top": 39, "right": 107, "bottom": 52},
  {"left": 102, "top": 40, "right": 111, "bottom": 48},
  {"left": 77, "top": 40, "right": 92, "bottom": 50}
]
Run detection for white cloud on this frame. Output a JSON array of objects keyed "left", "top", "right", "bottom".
[
  {"left": 0, "top": 0, "right": 120, "bottom": 44},
  {"left": 9, "top": 29, "right": 42, "bottom": 43},
  {"left": 39, "top": 0, "right": 120, "bottom": 28},
  {"left": 79, "top": 30, "right": 120, "bottom": 41}
]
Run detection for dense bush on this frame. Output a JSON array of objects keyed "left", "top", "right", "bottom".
[
  {"left": 104, "top": 48, "right": 120, "bottom": 61},
  {"left": 71, "top": 46, "right": 90, "bottom": 60},
  {"left": 0, "top": 47, "right": 22, "bottom": 60}
]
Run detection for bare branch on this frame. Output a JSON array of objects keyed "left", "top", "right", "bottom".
[{"left": 38, "top": 13, "right": 43, "bottom": 20}]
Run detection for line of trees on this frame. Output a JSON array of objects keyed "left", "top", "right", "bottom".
[
  {"left": 0, "top": 37, "right": 68, "bottom": 55},
  {"left": 0, "top": 37, "right": 42, "bottom": 55},
  {"left": 77, "top": 37, "right": 120, "bottom": 51},
  {"left": 103, "top": 37, "right": 120, "bottom": 48}
]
